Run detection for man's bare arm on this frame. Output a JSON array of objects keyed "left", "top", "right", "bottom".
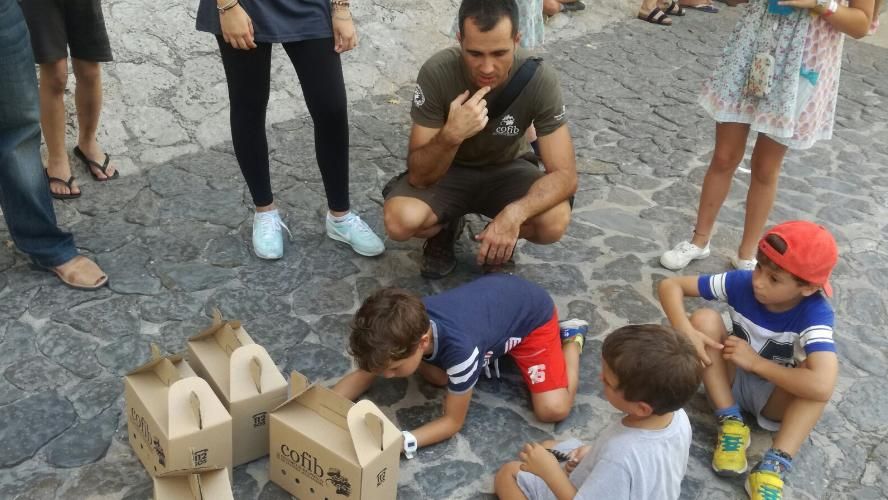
[{"left": 507, "top": 124, "right": 577, "bottom": 221}]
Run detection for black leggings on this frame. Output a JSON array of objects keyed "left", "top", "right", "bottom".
[{"left": 217, "top": 36, "right": 349, "bottom": 211}]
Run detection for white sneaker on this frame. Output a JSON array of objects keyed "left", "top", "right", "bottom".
[
  {"left": 252, "top": 210, "right": 291, "bottom": 260},
  {"left": 731, "top": 255, "right": 757, "bottom": 271},
  {"left": 660, "top": 241, "right": 711, "bottom": 270},
  {"left": 326, "top": 211, "right": 385, "bottom": 257}
]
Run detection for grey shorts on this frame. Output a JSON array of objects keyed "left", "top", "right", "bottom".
[
  {"left": 733, "top": 368, "right": 780, "bottom": 431},
  {"left": 20, "top": 0, "right": 113, "bottom": 64},
  {"left": 516, "top": 438, "right": 582, "bottom": 500},
  {"left": 382, "top": 158, "right": 545, "bottom": 224}
]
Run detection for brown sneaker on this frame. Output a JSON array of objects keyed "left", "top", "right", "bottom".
[{"left": 421, "top": 217, "right": 464, "bottom": 279}]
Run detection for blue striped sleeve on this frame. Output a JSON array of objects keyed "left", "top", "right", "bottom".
[
  {"left": 698, "top": 273, "right": 729, "bottom": 301},
  {"left": 446, "top": 347, "right": 480, "bottom": 394}
]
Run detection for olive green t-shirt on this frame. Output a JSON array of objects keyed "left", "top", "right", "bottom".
[{"left": 410, "top": 47, "right": 567, "bottom": 168}]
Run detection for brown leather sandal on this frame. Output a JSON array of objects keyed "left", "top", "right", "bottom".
[{"left": 51, "top": 256, "right": 109, "bottom": 291}]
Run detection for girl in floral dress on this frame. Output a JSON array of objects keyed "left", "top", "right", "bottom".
[{"left": 660, "top": 0, "right": 879, "bottom": 271}]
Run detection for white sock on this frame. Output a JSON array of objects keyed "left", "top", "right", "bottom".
[{"left": 329, "top": 211, "right": 352, "bottom": 223}]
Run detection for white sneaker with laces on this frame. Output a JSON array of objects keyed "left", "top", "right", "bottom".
[
  {"left": 660, "top": 241, "right": 711, "bottom": 270},
  {"left": 731, "top": 255, "right": 757, "bottom": 271},
  {"left": 252, "top": 210, "right": 291, "bottom": 260},
  {"left": 326, "top": 212, "right": 385, "bottom": 256}
]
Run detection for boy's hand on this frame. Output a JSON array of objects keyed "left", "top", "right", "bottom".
[
  {"left": 686, "top": 328, "right": 724, "bottom": 366},
  {"left": 519, "top": 442, "right": 563, "bottom": 479},
  {"left": 722, "top": 336, "right": 762, "bottom": 372},
  {"left": 564, "top": 445, "right": 591, "bottom": 474}
]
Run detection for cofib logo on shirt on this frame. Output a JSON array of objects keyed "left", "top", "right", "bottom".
[
  {"left": 413, "top": 85, "right": 426, "bottom": 107},
  {"left": 494, "top": 114, "right": 520, "bottom": 137}
]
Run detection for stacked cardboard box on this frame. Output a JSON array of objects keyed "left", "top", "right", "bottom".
[
  {"left": 153, "top": 467, "right": 234, "bottom": 500},
  {"left": 269, "top": 372, "right": 401, "bottom": 500},
  {"left": 187, "top": 309, "right": 288, "bottom": 467}
]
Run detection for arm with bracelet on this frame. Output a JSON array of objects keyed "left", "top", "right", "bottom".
[
  {"left": 778, "top": 0, "right": 876, "bottom": 38},
  {"left": 331, "top": 0, "right": 358, "bottom": 53}
]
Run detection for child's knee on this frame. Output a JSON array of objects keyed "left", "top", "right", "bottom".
[
  {"left": 534, "top": 400, "right": 571, "bottom": 423},
  {"left": 689, "top": 308, "right": 725, "bottom": 339},
  {"left": 495, "top": 461, "right": 523, "bottom": 490}
]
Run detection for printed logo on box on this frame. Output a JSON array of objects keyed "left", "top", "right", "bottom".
[
  {"left": 376, "top": 468, "right": 387, "bottom": 487},
  {"left": 253, "top": 411, "right": 267, "bottom": 427},
  {"left": 192, "top": 448, "right": 209, "bottom": 467},
  {"left": 278, "top": 445, "right": 353, "bottom": 496},
  {"left": 130, "top": 407, "right": 166, "bottom": 465}
]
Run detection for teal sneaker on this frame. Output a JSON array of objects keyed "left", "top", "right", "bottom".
[
  {"left": 252, "top": 210, "right": 291, "bottom": 260},
  {"left": 326, "top": 212, "right": 385, "bottom": 256}
]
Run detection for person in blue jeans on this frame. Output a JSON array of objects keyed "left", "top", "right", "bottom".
[{"left": 0, "top": 0, "right": 107, "bottom": 290}]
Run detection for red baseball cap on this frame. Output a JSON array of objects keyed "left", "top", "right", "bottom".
[{"left": 758, "top": 221, "right": 838, "bottom": 297}]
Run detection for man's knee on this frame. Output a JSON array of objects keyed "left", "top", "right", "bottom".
[
  {"left": 525, "top": 202, "right": 571, "bottom": 244},
  {"left": 40, "top": 61, "right": 68, "bottom": 95},
  {"left": 72, "top": 61, "right": 101, "bottom": 86},
  {"left": 689, "top": 308, "right": 725, "bottom": 340},
  {"left": 383, "top": 197, "right": 433, "bottom": 241}
]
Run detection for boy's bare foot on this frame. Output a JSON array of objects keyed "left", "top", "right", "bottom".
[
  {"left": 52, "top": 255, "right": 108, "bottom": 290},
  {"left": 75, "top": 141, "right": 118, "bottom": 180},
  {"left": 45, "top": 158, "right": 81, "bottom": 198}
]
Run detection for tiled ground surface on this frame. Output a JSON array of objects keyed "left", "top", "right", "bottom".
[{"left": 1, "top": 4, "right": 887, "bottom": 500}]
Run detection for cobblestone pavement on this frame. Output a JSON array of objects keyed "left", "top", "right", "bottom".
[{"left": 2, "top": 4, "right": 888, "bottom": 500}]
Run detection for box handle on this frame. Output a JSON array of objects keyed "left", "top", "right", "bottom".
[
  {"left": 249, "top": 356, "right": 262, "bottom": 394},
  {"left": 190, "top": 391, "right": 203, "bottom": 430},
  {"left": 364, "top": 412, "right": 385, "bottom": 451}
]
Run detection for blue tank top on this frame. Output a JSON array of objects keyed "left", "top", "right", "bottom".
[{"left": 196, "top": 0, "right": 333, "bottom": 43}]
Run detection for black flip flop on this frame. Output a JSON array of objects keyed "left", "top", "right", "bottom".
[
  {"left": 73, "top": 145, "right": 120, "bottom": 181},
  {"left": 561, "top": 0, "right": 586, "bottom": 11},
  {"left": 664, "top": 0, "right": 687, "bottom": 15},
  {"left": 45, "top": 170, "right": 81, "bottom": 200},
  {"left": 638, "top": 7, "right": 672, "bottom": 24}
]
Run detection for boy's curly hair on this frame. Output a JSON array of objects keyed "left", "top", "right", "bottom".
[
  {"left": 348, "top": 288, "right": 431, "bottom": 372},
  {"left": 602, "top": 324, "right": 703, "bottom": 415}
]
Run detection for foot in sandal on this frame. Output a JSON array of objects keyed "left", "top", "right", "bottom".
[
  {"left": 638, "top": 6, "right": 672, "bottom": 24},
  {"left": 52, "top": 255, "right": 109, "bottom": 290}
]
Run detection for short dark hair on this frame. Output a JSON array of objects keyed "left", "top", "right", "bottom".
[
  {"left": 348, "top": 288, "right": 430, "bottom": 372},
  {"left": 458, "top": 0, "right": 519, "bottom": 37},
  {"left": 756, "top": 234, "right": 812, "bottom": 286},
  {"left": 601, "top": 324, "right": 702, "bottom": 415}
]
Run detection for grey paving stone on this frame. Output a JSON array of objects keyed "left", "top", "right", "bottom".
[
  {"left": 67, "top": 377, "right": 123, "bottom": 419},
  {"left": 837, "top": 377, "right": 888, "bottom": 433},
  {"left": 96, "top": 243, "right": 163, "bottom": 296},
  {"left": 414, "top": 460, "right": 484, "bottom": 498},
  {"left": 576, "top": 208, "right": 655, "bottom": 238},
  {"left": 591, "top": 254, "right": 645, "bottom": 282},
  {"left": 292, "top": 277, "right": 356, "bottom": 315},
  {"left": 0, "top": 377, "right": 24, "bottom": 406},
  {"left": 96, "top": 335, "right": 156, "bottom": 375},
  {"left": 516, "top": 264, "right": 587, "bottom": 295},
  {"left": 138, "top": 291, "right": 204, "bottom": 323},
  {"left": 279, "top": 341, "right": 351, "bottom": 382},
  {"left": 3, "top": 356, "right": 71, "bottom": 392},
  {"left": 28, "top": 283, "right": 113, "bottom": 319},
  {"left": 598, "top": 284, "right": 663, "bottom": 323},
  {"left": 0, "top": 391, "right": 77, "bottom": 467},
  {"left": 205, "top": 234, "right": 252, "bottom": 268},
  {"left": 206, "top": 287, "right": 292, "bottom": 320},
  {"left": 51, "top": 295, "right": 141, "bottom": 340},
  {"left": 155, "top": 262, "right": 238, "bottom": 292},
  {"left": 35, "top": 323, "right": 102, "bottom": 379},
  {"left": 44, "top": 408, "right": 120, "bottom": 468}
]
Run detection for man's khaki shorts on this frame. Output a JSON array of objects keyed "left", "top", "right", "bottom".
[{"left": 383, "top": 158, "right": 545, "bottom": 224}]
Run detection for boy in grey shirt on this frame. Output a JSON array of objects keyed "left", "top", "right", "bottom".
[{"left": 495, "top": 324, "right": 703, "bottom": 500}]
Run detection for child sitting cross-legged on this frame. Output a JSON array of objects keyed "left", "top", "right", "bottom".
[
  {"left": 332, "top": 274, "right": 588, "bottom": 458},
  {"left": 495, "top": 324, "right": 703, "bottom": 500},
  {"left": 658, "top": 220, "right": 839, "bottom": 500}
]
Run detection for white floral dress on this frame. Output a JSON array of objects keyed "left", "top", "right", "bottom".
[{"left": 700, "top": 0, "right": 846, "bottom": 149}]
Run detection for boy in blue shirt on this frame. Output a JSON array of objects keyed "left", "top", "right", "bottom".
[
  {"left": 659, "top": 221, "right": 839, "bottom": 500},
  {"left": 332, "top": 274, "right": 587, "bottom": 457}
]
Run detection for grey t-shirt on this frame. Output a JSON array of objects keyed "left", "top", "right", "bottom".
[
  {"left": 518, "top": 409, "right": 692, "bottom": 500},
  {"left": 196, "top": 0, "right": 332, "bottom": 43}
]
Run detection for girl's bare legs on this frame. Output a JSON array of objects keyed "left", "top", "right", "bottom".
[
  {"left": 736, "top": 134, "right": 788, "bottom": 260},
  {"left": 689, "top": 122, "right": 752, "bottom": 248}
]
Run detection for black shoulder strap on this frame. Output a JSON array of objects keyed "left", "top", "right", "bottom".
[{"left": 487, "top": 56, "right": 541, "bottom": 121}]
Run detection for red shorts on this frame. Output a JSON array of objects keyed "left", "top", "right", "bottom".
[{"left": 509, "top": 309, "right": 568, "bottom": 394}]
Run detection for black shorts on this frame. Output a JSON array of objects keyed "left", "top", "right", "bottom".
[
  {"left": 383, "top": 158, "right": 547, "bottom": 224},
  {"left": 19, "top": 0, "right": 113, "bottom": 64}
]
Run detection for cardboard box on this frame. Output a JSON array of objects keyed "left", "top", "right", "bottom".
[
  {"left": 270, "top": 372, "right": 402, "bottom": 500},
  {"left": 125, "top": 345, "right": 233, "bottom": 477},
  {"left": 153, "top": 467, "right": 234, "bottom": 500},
  {"left": 187, "top": 309, "right": 288, "bottom": 466}
]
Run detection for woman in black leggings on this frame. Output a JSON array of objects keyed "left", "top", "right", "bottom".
[{"left": 196, "top": 0, "right": 384, "bottom": 259}]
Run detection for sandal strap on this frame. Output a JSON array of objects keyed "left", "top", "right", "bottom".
[{"left": 647, "top": 7, "right": 667, "bottom": 21}]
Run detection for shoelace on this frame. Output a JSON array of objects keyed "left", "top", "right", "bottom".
[
  {"left": 719, "top": 433, "right": 743, "bottom": 452},
  {"left": 256, "top": 213, "right": 292, "bottom": 240},
  {"left": 676, "top": 242, "right": 700, "bottom": 255},
  {"left": 336, "top": 214, "right": 373, "bottom": 235},
  {"left": 757, "top": 484, "right": 781, "bottom": 500}
]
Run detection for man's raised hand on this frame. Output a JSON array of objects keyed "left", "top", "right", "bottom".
[{"left": 443, "top": 87, "right": 491, "bottom": 143}]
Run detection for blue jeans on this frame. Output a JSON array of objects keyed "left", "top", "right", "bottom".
[{"left": 0, "top": 0, "right": 77, "bottom": 268}]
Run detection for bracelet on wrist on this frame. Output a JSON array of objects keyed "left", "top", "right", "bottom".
[
  {"left": 217, "top": 0, "right": 238, "bottom": 14},
  {"left": 822, "top": 0, "right": 838, "bottom": 16}
]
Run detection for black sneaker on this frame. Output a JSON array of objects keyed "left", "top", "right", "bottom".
[{"left": 421, "top": 217, "right": 464, "bottom": 279}]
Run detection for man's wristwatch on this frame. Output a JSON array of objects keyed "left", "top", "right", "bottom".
[{"left": 402, "top": 431, "right": 418, "bottom": 459}]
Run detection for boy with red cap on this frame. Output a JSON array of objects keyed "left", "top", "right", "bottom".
[{"left": 658, "top": 220, "right": 838, "bottom": 500}]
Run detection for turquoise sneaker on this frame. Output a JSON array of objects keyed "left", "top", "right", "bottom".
[
  {"left": 326, "top": 212, "right": 385, "bottom": 256},
  {"left": 252, "top": 210, "right": 290, "bottom": 260}
]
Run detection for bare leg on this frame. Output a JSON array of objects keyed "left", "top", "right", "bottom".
[
  {"left": 39, "top": 60, "right": 80, "bottom": 196},
  {"left": 71, "top": 59, "right": 116, "bottom": 179},
  {"left": 689, "top": 308, "right": 736, "bottom": 409},
  {"left": 760, "top": 363, "right": 828, "bottom": 457},
  {"left": 690, "top": 123, "right": 752, "bottom": 248},
  {"left": 736, "top": 134, "right": 788, "bottom": 260},
  {"left": 529, "top": 341, "right": 580, "bottom": 423},
  {"left": 543, "top": 0, "right": 561, "bottom": 16},
  {"left": 495, "top": 461, "right": 530, "bottom": 500}
]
